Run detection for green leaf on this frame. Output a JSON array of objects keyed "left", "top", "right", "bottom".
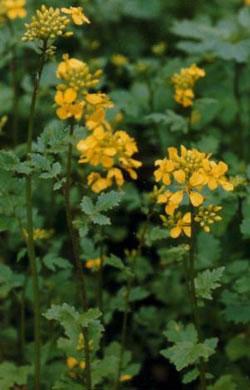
[
  {"left": 80, "top": 196, "right": 95, "bottom": 216},
  {"left": 0, "top": 264, "right": 24, "bottom": 298},
  {"left": 104, "top": 255, "right": 126, "bottom": 270},
  {"left": 0, "top": 362, "right": 32, "bottom": 389},
  {"left": 208, "top": 375, "right": 236, "bottom": 390},
  {"left": 163, "top": 321, "right": 197, "bottom": 344},
  {"left": 43, "top": 254, "right": 72, "bottom": 272},
  {"left": 182, "top": 368, "right": 199, "bottom": 384},
  {"left": 226, "top": 334, "right": 250, "bottom": 362},
  {"left": 96, "top": 191, "right": 123, "bottom": 212},
  {"left": 161, "top": 322, "right": 218, "bottom": 371},
  {"left": 195, "top": 267, "right": 225, "bottom": 300}
]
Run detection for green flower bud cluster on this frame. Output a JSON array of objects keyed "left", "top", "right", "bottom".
[
  {"left": 194, "top": 205, "right": 222, "bottom": 232},
  {"left": 22, "top": 5, "right": 72, "bottom": 42}
]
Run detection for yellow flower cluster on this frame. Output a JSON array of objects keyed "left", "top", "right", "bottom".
[
  {"left": 22, "top": 5, "right": 89, "bottom": 43},
  {"left": 55, "top": 54, "right": 104, "bottom": 121},
  {"left": 154, "top": 146, "right": 233, "bottom": 238},
  {"left": 0, "top": 0, "right": 26, "bottom": 23},
  {"left": 154, "top": 145, "right": 233, "bottom": 216},
  {"left": 194, "top": 205, "right": 222, "bottom": 233},
  {"left": 171, "top": 64, "right": 205, "bottom": 107},
  {"left": 77, "top": 122, "right": 142, "bottom": 193}
]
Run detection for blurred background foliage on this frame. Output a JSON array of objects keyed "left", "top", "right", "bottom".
[{"left": 0, "top": 0, "right": 250, "bottom": 389}]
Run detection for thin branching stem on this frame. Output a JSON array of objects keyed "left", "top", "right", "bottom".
[{"left": 64, "top": 121, "right": 92, "bottom": 390}]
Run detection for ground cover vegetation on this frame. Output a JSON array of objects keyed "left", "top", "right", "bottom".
[{"left": 0, "top": 0, "right": 250, "bottom": 389}]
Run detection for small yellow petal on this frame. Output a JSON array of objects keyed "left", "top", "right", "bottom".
[{"left": 189, "top": 191, "right": 204, "bottom": 207}]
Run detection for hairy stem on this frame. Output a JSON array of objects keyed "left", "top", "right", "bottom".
[
  {"left": 25, "top": 41, "right": 47, "bottom": 389},
  {"left": 64, "top": 122, "right": 92, "bottom": 390},
  {"left": 188, "top": 206, "right": 207, "bottom": 390}
]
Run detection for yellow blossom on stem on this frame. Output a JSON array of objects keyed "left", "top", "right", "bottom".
[
  {"left": 77, "top": 124, "right": 142, "bottom": 192},
  {"left": 55, "top": 88, "right": 84, "bottom": 121},
  {"left": 154, "top": 145, "right": 233, "bottom": 216},
  {"left": 171, "top": 64, "right": 205, "bottom": 107},
  {"left": 61, "top": 7, "right": 90, "bottom": 25},
  {"left": 161, "top": 212, "right": 191, "bottom": 238},
  {"left": 0, "top": 0, "right": 26, "bottom": 21}
]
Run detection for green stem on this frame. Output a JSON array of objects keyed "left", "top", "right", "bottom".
[
  {"left": 113, "top": 212, "right": 152, "bottom": 390},
  {"left": 8, "top": 21, "right": 19, "bottom": 146},
  {"left": 64, "top": 122, "right": 92, "bottom": 390},
  {"left": 25, "top": 40, "right": 47, "bottom": 390},
  {"left": 188, "top": 206, "right": 207, "bottom": 390},
  {"left": 113, "top": 277, "right": 132, "bottom": 390}
]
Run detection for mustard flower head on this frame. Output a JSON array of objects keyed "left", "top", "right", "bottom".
[
  {"left": 55, "top": 55, "right": 103, "bottom": 121},
  {"left": 56, "top": 54, "right": 102, "bottom": 92},
  {"left": 171, "top": 64, "right": 205, "bottom": 107},
  {"left": 22, "top": 5, "right": 89, "bottom": 43},
  {"left": 0, "top": 0, "right": 26, "bottom": 22},
  {"left": 77, "top": 124, "right": 142, "bottom": 193},
  {"left": 154, "top": 145, "right": 233, "bottom": 216}
]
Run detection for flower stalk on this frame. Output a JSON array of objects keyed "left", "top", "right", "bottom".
[
  {"left": 187, "top": 205, "right": 207, "bottom": 390},
  {"left": 25, "top": 40, "right": 47, "bottom": 389},
  {"left": 64, "top": 121, "right": 92, "bottom": 390}
]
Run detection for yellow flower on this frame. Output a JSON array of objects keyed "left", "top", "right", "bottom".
[
  {"left": 87, "top": 172, "right": 112, "bottom": 193},
  {"left": 120, "top": 374, "right": 133, "bottom": 382},
  {"left": 154, "top": 145, "right": 233, "bottom": 215},
  {"left": 55, "top": 88, "right": 84, "bottom": 121},
  {"left": 85, "top": 258, "right": 101, "bottom": 270},
  {"left": 77, "top": 125, "right": 142, "bottom": 192},
  {"left": 1, "top": 0, "right": 26, "bottom": 20},
  {"left": 245, "top": 0, "right": 250, "bottom": 5},
  {"left": 161, "top": 212, "right": 191, "bottom": 238},
  {"left": 66, "top": 357, "right": 78, "bottom": 370},
  {"left": 61, "top": 7, "right": 90, "bottom": 25},
  {"left": 111, "top": 54, "right": 129, "bottom": 67},
  {"left": 172, "top": 64, "right": 205, "bottom": 107},
  {"left": 202, "top": 160, "right": 234, "bottom": 191}
]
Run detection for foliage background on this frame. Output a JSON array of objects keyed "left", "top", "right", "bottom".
[{"left": 0, "top": 0, "right": 250, "bottom": 389}]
